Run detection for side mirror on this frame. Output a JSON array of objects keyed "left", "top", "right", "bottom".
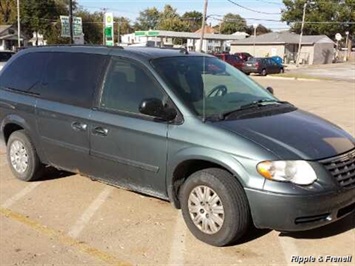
[
  {"left": 139, "top": 98, "right": 177, "bottom": 121},
  {"left": 266, "top": 87, "right": 274, "bottom": 94}
]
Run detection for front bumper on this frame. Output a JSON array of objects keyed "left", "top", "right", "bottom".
[{"left": 245, "top": 187, "right": 355, "bottom": 231}]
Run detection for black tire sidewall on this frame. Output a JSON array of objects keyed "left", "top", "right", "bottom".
[
  {"left": 180, "top": 169, "right": 250, "bottom": 246},
  {"left": 6, "top": 130, "right": 40, "bottom": 181}
]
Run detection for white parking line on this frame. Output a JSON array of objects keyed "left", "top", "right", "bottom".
[
  {"left": 1, "top": 182, "right": 41, "bottom": 208},
  {"left": 168, "top": 211, "right": 187, "bottom": 265},
  {"left": 68, "top": 186, "right": 113, "bottom": 239},
  {"left": 279, "top": 235, "right": 300, "bottom": 266}
]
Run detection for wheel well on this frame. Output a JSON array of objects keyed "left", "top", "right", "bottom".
[
  {"left": 171, "top": 160, "right": 234, "bottom": 209},
  {"left": 3, "top": 123, "right": 24, "bottom": 144}
]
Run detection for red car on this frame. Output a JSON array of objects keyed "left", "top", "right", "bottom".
[{"left": 214, "top": 53, "right": 244, "bottom": 71}]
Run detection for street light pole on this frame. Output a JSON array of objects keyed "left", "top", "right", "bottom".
[
  {"left": 198, "top": 0, "right": 208, "bottom": 52},
  {"left": 17, "top": 0, "right": 21, "bottom": 48},
  {"left": 253, "top": 23, "right": 258, "bottom": 57}
]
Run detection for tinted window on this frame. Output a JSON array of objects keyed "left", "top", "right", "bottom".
[
  {"left": 0, "top": 52, "right": 13, "bottom": 62},
  {"left": 0, "top": 52, "right": 47, "bottom": 92},
  {"left": 100, "top": 58, "right": 165, "bottom": 114},
  {"left": 41, "top": 52, "right": 107, "bottom": 108}
]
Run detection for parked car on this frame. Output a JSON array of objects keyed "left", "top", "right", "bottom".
[
  {"left": 1, "top": 46, "right": 354, "bottom": 247},
  {"left": 242, "top": 57, "right": 284, "bottom": 75},
  {"left": 235, "top": 52, "right": 253, "bottom": 62},
  {"left": 0, "top": 51, "right": 14, "bottom": 71},
  {"left": 214, "top": 53, "right": 245, "bottom": 71},
  {"left": 270, "top": 55, "right": 283, "bottom": 66}
]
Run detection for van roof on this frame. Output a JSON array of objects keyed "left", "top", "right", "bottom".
[{"left": 19, "top": 45, "right": 208, "bottom": 60}]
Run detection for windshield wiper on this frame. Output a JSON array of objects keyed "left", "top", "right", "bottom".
[
  {"left": 239, "top": 99, "right": 289, "bottom": 110},
  {"left": 209, "top": 99, "right": 290, "bottom": 121}
]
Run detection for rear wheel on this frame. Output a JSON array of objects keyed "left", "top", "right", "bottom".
[
  {"left": 279, "top": 67, "right": 284, "bottom": 73},
  {"left": 261, "top": 69, "right": 267, "bottom": 76},
  {"left": 180, "top": 168, "right": 251, "bottom": 246},
  {"left": 7, "top": 130, "right": 43, "bottom": 181}
]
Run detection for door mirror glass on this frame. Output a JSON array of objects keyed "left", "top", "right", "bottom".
[{"left": 139, "top": 98, "right": 177, "bottom": 121}]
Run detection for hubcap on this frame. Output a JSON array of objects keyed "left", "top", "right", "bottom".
[
  {"left": 9, "top": 140, "right": 28, "bottom": 173},
  {"left": 188, "top": 186, "right": 224, "bottom": 234}
]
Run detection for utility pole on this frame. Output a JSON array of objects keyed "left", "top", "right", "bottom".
[
  {"left": 17, "top": 0, "right": 21, "bottom": 48},
  {"left": 296, "top": 1, "right": 314, "bottom": 66},
  {"left": 69, "top": 0, "right": 74, "bottom": 44},
  {"left": 198, "top": 0, "right": 208, "bottom": 52},
  {"left": 102, "top": 8, "right": 107, "bottom": 45}
]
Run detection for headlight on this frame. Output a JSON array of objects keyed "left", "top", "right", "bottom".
[{"left": 257, "top": 160, "right": 317, "bottom": 185}]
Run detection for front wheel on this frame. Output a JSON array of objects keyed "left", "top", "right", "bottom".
[
  {"left": 261, "top": 69, "right": 267, "bottom": 76},
  {"left": 179, "top": 168, "right": 251, "bottom": 246},
  {"left": 7, "top": 130, "right": 43, "bottom": 181}
]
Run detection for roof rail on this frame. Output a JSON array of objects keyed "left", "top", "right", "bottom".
[{"left": 21, "top": 44, "right": 124, "bottom": 49}]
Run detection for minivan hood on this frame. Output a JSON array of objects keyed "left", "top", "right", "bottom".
[{"left": 215, "top": 110, "right": 354, "bottom": 160}]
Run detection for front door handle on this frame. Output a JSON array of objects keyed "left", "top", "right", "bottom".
[
  {"left": 93, "top": 127, "right": 109, "bottom": 136},
  {"left": 71, "top": 121, "right": 87, "bottom": 131}
]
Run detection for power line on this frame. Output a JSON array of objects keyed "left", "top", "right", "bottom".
[
  {"left": 254, "top": 0, "right": 283, "bottom": 6},
  {"left": 226, "top": 0, "right": 281, "bottom": 15}
]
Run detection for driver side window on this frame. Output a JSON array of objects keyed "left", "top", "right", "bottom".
[{"left": 100, "top": 58, "right": 165, "bottom": 114}]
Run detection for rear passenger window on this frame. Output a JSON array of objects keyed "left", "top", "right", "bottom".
[
  {"left": 0, "top": 52, "right": 47, "bottom": 92},
  {"left": 100, "top": 58, "right": 165, "bottom": 114},
  {"left": 40, "top": 52, "right": 107, "bottom": 108}
]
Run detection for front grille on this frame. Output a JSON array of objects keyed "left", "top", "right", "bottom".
[{"left": 320, "top": 149, "right": 355, "bottom": 189}]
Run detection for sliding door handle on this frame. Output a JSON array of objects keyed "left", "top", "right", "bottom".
[{"left": 93, "top": 127, "right": 108, "bottom": 136}]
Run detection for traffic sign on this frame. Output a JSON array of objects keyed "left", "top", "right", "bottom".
[{"left": 60, "top": 16, "right": 82, "bottom": 38}]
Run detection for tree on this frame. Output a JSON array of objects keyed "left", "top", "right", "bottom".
[
  {"left": 182, "top": 11, "right": 202, "bottom": 32},
  {"left": 20, "top": 0, "right": 58, "bottom": 42},
  {"left": 46, "top": 0, "right": 80, "bottom": 44},
  {"left": 281, "top": 0, "right": 355, "bottom": 39},
  {"left": 220, "top": 13, "right": 248, "bottom": 34},
  {"left": 134, "top": 7, "right": 159, "bottom": 30},
  {"left": 246, "top": 24, "right": 272, "bottom": 36},
  {"left": 157, "top": 4, "right": 189, "bottom": 32},
  {"left": 117, "top": 16, "right": 134, "bottom": 43},
  {"left": 0, "top": 0, "right": 16, "bottom": 24}
]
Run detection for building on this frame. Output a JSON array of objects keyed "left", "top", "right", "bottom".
[
  {"left": 0, "top": 25, "right": 27, "bottom": 51},
  {"left": 121, "top": 32, "right": 174, "bottom": 47},
  {"left": 187, "top": 26, "right": 248, "bottom": 52},
  {"left": 230, "top": 31, "right": 335, "bottom": 65},
  {"left": 121, "top": 28, "right": 248, "bottom": 52}
]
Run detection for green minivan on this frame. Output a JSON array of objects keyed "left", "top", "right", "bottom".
[{"left": 0, "top": 46, "right": 354, "bottom": 246}]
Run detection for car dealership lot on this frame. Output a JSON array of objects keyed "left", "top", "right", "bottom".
[{"left": 0, "top": 78, "right": 354, "bottom": 265}]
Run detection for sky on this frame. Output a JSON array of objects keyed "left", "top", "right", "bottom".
[{"left": 76, "top": 0, "right": 289, "bottom": 31}]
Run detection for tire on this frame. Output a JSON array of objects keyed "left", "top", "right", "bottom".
[
  {"left": 6, "top": 130, "right": 43, "bottom": 181},
  {"left": 261, "top": 69, "right": 267, "bottom": 76},
  {"left": 179, "top": 168, "right": 251, "bottom": 246},
  {"left": 280, "top": 68, "right": 284, "bottom": 73}
]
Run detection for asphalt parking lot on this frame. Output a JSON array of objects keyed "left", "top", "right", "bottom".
[{"left": 0, "top": 77, "right": 354, "bottom": 265}]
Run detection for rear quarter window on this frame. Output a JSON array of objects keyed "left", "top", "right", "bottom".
[{"left": 0, "top": 52, "right": 47, "bottom": 92}]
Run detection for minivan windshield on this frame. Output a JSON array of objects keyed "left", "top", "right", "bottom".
[{"left": 151, "top": 56, "right": 277, "bottom": 119}]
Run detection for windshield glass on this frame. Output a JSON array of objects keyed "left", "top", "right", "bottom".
[{"left": 151, "top": 56, "right": 277, "bottom": 119}]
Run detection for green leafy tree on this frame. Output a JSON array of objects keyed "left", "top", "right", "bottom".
[
  {"left": 20, "top": 0, "right": 58, "bottom": 42},
  {"left": 246, "top": 24, "right": 272, "bottom": 36},
  {"left": 134, "top": 7, "right": 159, "bottom": 30},
  {"left": 182, "top": 11, "right": 203, "bottom": 32},
  {"left": 281, "top": 0, "right": 355, "bottom": 39},
  {"left": 117, "top": 16, "right": 134, "bottom": 43},
  {"left": 0, "top": 0, "right": 16, "bottom": 24},
  {"left": 157, "top": 4, "right": 189, "bottom": 32},
  {"left": 220, "top": 13, "right": 248, "bottom": 34}
]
